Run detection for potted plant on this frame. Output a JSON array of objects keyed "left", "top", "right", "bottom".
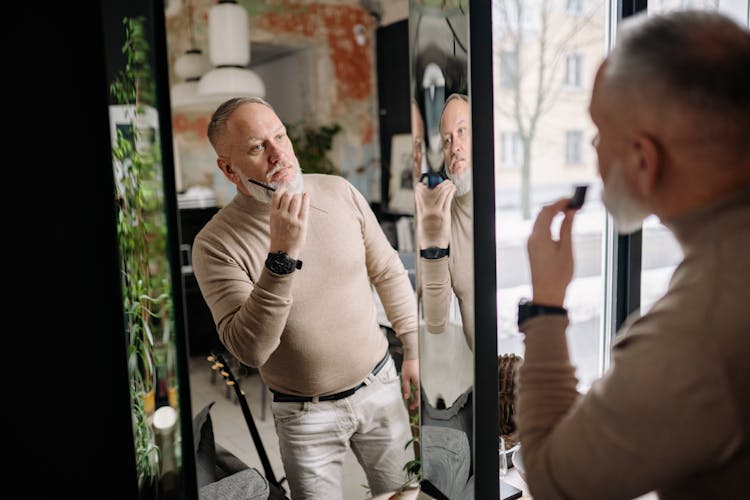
[{"left": 286, "top": 121, "right": 342, "bottom": 175}]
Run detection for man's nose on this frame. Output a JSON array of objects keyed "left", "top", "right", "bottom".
[
  {"left": 451, "top": 138, "right": 462, "bottom": 155},
  {"left": 267, "top": 142, "right": 281, "bottom": 164}
]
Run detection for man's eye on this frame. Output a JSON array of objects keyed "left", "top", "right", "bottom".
[
  {"left": 251, "top": 143, "right": 264, "bottom": 153},
  {"left": 443, "top": 137, "right": 451, "bottom": 149},
  {"left": 276, "top": 133, "right": 286, "bottom": 141}
]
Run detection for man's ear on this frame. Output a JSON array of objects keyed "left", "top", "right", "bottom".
[
  {"left": 217, "top": 158, "right": 238, "bottom": 183},
  {"left": 631, "top": 133, "right": 662, "bottom": 197}
]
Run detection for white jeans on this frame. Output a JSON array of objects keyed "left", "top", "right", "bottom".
[{"left": 271, "top": 355, "right": 414, "bottom": 500}]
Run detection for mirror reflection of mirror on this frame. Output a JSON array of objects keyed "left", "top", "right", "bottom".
[{"left": 410, "top": 1, "right": 474, "bottom": 499}]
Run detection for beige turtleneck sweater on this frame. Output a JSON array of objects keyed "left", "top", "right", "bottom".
[
  {"left": 419, "top": 191, "right": 474, "bottom": 348},
  {"left": 517, "top": 186, "right": 750, "bottom": 499},
  {"left": 191, "top": 174, "right": 417, "bottom": 397}
]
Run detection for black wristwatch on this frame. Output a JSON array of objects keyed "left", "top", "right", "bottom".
[
  {"left": 517, "top": 298, "right": 567, "bottom": 328},
  {"left": 420, "top": 246, "right": 449, "bottom": 259},
  {"left": 265, "top": 251, "right": 302, "bottom": 275}
]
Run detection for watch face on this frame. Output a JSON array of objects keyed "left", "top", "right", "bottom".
[{"left": 266, "top": 252, "right": 295, "bottom": 274}]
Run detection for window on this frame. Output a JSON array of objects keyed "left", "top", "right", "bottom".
[
  {"left": 565, "top": 53, "right": 583, "bottom": 87},
  {"left": 500, "top": 131, "right": 523, "bottom": 168},
  {"left": 493, "top": 0, "right": 607, "bottom": 391},
  {"left": 500, "top": 50, "right": 518, "bottom": 89},
  {"left": 566, "top": 130, "right": 584, "bottom": 165}
]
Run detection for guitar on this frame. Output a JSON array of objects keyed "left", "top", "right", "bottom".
[{"left": 207, "top": 352, "right": 287, "bottom": 494}]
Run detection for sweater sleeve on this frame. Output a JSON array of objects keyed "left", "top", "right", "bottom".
[
  {"left": 349, "top": 184, "right": 418, "bottom": 360},
  {"left": 191, "top": 233, "right": 294, "bottom": 368},
  {"left": 517, "top": 310, "right": 741, "bottom": 500},
  {"left": 419, "top": 256, "right": 452, "bottom": 334}
]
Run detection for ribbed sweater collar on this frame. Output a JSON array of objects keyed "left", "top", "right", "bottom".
[{"left": 230, "top": 191, "right": 271, "bottom": 216}]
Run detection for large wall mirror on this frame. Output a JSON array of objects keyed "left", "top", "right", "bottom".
[
  {"left": 156, "top": 0, "right": 525, "bottom": 498},
  {"left": 161, "top": 0, "right": 422, "bottom": 497}
]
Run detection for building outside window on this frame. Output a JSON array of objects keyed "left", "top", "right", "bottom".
[{"left": 494, "top": 0, "right": 606, "bottom": 390}]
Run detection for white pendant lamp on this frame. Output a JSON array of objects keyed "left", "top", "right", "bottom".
[
  {"left": 170, "top": 0, "right": 213, "bottom": 111},
  {"left": 171, "top": 49, "right": 213, "bottom": 111},
  {"left": 197, "top": 0, "right": 266, "bottom": 103}
]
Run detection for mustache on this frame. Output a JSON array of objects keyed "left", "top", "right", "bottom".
[
  {"left": 449, "top": 156, "right": 468, "bottom": 170},
  {"left": 267, "top": 159, "right": 298, "bottom": 181}
]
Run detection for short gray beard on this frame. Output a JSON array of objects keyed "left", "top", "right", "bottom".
[
  {"left": 447, "top": 163, "right": 472, "bottom": 197},
  {"left": 601, "top": 159, "right": 650, "bottom": 234},
  {"left": 245, "top": 163, "right": 305, "bottom": 204}
]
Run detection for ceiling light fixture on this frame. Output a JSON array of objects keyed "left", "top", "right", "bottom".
[
  {"left": 170, "top": 0, "right": 212, "bottom": 111},
  {"left": 197, "top": 0, "right": 266, "bottom": 105}
]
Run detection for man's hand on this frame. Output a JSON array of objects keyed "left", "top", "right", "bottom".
[
  {"left": 526, "top": 198, "right": 577, "bottom": 307},
  {"left": 269, "top": 188, "right": 309, "bottom": 259},
  {"left": 415, "top": 181, "right": 456, "bottom": 249},
  {"left": 400, "top": 359, "right": 420, "bottom": 410}
]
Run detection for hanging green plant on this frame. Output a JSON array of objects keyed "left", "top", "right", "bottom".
[{"left": 109, "top": 15, "right": 174, "bottom": 494}]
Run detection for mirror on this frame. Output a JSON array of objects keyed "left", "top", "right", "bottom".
[
  {"left": 409, "top": 1, "right": 475, "bottom": 498},
  {"left": 164, "top": 1, "right": 422, "bottom": 498}
]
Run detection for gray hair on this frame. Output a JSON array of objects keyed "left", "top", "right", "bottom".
[
  {"left": 439, "top": 93, "right": 469, "bottom": 133},
  {"left": 207, "top": 96, "right": 274, "bottom": 151},
  {"left": 604, "top": 10, "right": 750, "bottom": 156}
]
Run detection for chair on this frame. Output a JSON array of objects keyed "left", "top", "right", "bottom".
[{"left": 193, "top": 401, "right": 289, "bottom": 499}]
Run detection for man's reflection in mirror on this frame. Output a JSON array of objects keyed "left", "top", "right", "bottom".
[
  {"left": 414, "top": 93, "right": 475, "bottom": 500},
  {"left": 415, "top": 93, "right": 474, "bottom": 349}
]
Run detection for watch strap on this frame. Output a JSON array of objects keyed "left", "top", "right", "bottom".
[
  {"left": 517, "top": 298, "right": 567, "bottom": 328},
  {"left": 420, "top": 246, "right": 450, "bottom": 260}
]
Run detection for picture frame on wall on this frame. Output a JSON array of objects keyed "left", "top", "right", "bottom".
[{"left": 388, "top": 133, "right": 416, "bottom": 214}]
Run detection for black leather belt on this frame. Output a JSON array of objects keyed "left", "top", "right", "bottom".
[{"left": 271, "top": 350, "right": 391, "bottom": 403}]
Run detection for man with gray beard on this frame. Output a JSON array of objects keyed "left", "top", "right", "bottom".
[
  {"left": 519, "top": 10, "right": 750, "bottom": 499},
  {"left": 191, "top": 97, "right": 419, "bottom": 499},
  {"left": 415, "top": 93, "right": 475, "bottom": 349}
]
